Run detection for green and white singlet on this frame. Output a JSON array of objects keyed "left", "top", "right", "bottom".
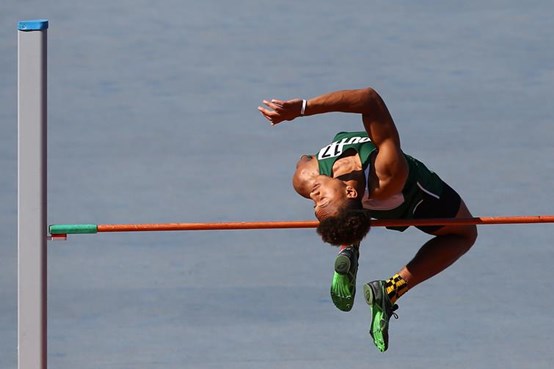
[{"left": 316, "top": 131, "right": 446, "bottom": 230}]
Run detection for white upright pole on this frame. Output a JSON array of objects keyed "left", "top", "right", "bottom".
[{"left": 18, "top": 19, "right": 49, "bottom": 369}]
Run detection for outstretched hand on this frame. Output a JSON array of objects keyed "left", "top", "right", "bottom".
[{"left": 258, "top": 98, "right": 304, "bottom": 125}]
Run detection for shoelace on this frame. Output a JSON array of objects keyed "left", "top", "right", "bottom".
[{"left": 391, "top": 304, "right": 399, "bottom": 319}]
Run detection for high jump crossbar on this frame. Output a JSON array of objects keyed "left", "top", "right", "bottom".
[{"left": 48, "top": 215, "right": 554, "bottom": 238}]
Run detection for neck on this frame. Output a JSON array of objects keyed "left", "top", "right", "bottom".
[{"left": 333, "top": 155, "right": 365, "bottom": 196}]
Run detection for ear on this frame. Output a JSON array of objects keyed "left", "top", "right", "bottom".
[{"left": 345, "top": 185, "right": 358, "bottom": 199}]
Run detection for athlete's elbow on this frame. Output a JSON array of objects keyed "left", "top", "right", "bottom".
[
  {"left": 363, "top": 87, "right": 380, "bottom": 103},
  {"left": 360, "top": 87, "right": 389, "bottom": 114}
]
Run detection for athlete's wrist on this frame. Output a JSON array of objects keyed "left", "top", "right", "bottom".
[{"left": 300, "top": 99, "right": 307, "bottom": 116}]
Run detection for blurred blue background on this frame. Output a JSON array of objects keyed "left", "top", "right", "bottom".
[{"left": 1, "top": 1, "right": 553, "bottom": 368}]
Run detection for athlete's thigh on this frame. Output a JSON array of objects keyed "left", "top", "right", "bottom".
[{"left": 413, "top": 181, "right": 462, "bottom": 234}]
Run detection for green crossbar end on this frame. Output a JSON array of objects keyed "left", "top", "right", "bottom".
[{"left": 49, "top": 224, "right": 98, "bottom": 235}]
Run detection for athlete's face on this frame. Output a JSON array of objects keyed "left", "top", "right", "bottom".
[{"left": 309, "top": 175, "right": 349, "bottom": 220}]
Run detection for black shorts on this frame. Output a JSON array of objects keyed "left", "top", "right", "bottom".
[{"left": 412, "top": 182, "right": 462, "bottom": 234}]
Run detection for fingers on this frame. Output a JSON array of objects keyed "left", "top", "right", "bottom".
[
  {"left": 257, "top": 99, "right": 286, "bottom": 125},
  {"left": 257, "top": 104, "right": 276, "bottom": 124},
  {"left": 257, "top": 107, "right": 275, "bottom": 124},
  {"left": 262, "top": 99, "right": 285, "bottom": 111}
]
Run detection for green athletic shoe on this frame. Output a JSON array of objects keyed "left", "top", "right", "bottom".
[
  {"left": 363, "top": 280, "right": 399, "bottom": 352},
  {"left": 330, "top": 245, "right": 359, "bottom": 312}
]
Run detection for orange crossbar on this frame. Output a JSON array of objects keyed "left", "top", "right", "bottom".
[{"left": 95, "top": 215, "right": 554, "bottom": 233}]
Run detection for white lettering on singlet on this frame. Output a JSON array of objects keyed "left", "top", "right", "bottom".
[{"left": 317, "top": 136, "right": 371, "bottom": 160}]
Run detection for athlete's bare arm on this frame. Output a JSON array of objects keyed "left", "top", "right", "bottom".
[{"left": 258, "top": 87, "right": 408, "bottom": 199}]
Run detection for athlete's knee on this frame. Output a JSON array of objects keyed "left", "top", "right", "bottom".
[
  {"left": 454, "top": 199, "right": 478, "bottom": 251},
  {"left": 434, "top": 224, "right": 477, "bottom": 255},
  {"left": 444, "top": 226, "right": 477, "bottom": 257},
  {"left": 462, "top": 224, "right": 478, "bottom": 252}
]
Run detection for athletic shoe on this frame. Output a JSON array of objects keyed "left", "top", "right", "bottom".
[
  {"left": 363, "top": 280, "right": 399, "bottom": 352},
  {"left": 330, "top": 244, "right": 359, "bottom": 312}
]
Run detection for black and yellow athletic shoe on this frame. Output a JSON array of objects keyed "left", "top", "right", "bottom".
[{"left": 363, "top": 280, "right": 399, "bottom": 352}]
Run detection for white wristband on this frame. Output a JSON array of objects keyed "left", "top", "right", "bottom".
[{"left": 300, "top": 99, "right": 307, "bottom": 115}]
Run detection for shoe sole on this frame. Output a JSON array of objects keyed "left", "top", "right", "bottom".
[
  {"left": 363, "top": 283, "right": 375, "bottom": 305},
  {"left": 334, "top": 254, "right": 352, "bottom": 274}
]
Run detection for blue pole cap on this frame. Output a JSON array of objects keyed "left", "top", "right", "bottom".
[{"left": 18, "top": 19, "right": 49, "bottom": 31}]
